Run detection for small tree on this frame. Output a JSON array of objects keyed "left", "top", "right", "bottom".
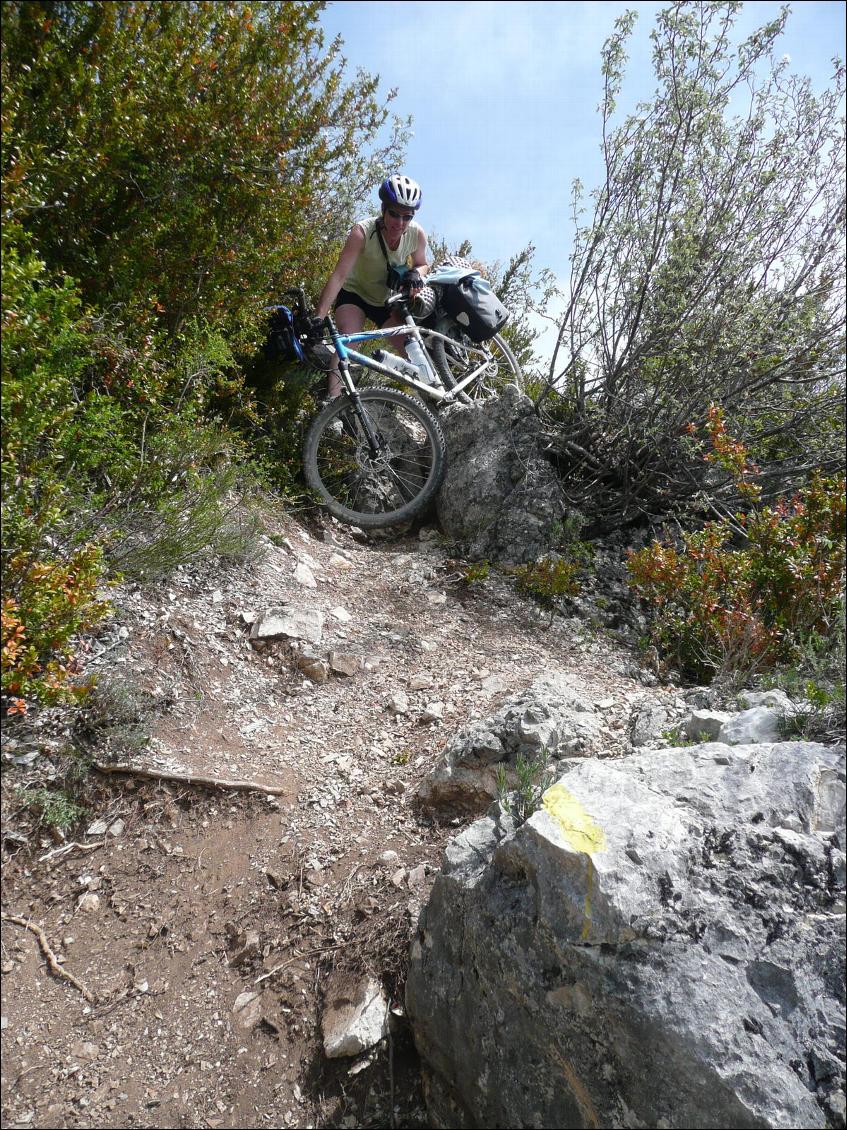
[
  {"left": 1, "top": 0, "right": 407, "bottom": 343},
  {"left": 542, "top": 2, "right": 845, "bottom": 530}
]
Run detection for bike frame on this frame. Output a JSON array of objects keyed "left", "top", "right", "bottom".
[{"left": 330, "top": 314, "right": 493, "bottom": 403}]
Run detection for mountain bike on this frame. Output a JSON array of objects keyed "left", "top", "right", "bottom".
[{"left": 282, "top": 278, "right": 522, "bottom": 529}]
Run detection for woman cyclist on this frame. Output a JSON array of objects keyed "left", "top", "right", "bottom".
[{"left": 313, "top": 174, "right": 429, "bottom": 397}]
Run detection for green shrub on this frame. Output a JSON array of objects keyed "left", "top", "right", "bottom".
[
  {"left": 628, "top": 472, "right": 846, "bottom": 682},
  {"left": 16, "top": 786, "right": 87, "bottom": 834},
  {"left": 515, "top": 542, "right": 593, "bottom": 607},
  {"left": 496, "top": 754, "right": 555, "bottom": 825},
  {"left": 1, "top": 546, "right": 109, "bottom": 714}
]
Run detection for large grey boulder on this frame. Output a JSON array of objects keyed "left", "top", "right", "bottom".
[
  {"left": 407, "top": 740, "right": 846, "bottom": 1129},
  {"left": 436, "top": 384, "right": 568, "bottom": 564},
  {"left": 416, "top": 673, "right": 603, "bottom": 817}
]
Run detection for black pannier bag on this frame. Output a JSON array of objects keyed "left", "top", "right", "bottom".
[
  {"left": 261, "top": 305, "right": 307, "bottom": 365},
  {"left": 440, "top": 275, "right": 510, "bottom": 342}
]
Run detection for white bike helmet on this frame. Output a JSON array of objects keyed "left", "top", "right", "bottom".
[{"left": 378, "top": 174, "right": 422, "bottom": 211}]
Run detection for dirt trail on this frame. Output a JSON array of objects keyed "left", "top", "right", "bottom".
[{"left": 1, "top": 515, "right": 656, "bottom": 1129}]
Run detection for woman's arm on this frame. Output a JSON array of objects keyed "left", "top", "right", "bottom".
[
  {"left": 411, "top": 228, "right": 429, "bottom": 277},
  {"left": 314, "top": 225, "right": 366, "bottom": 317}
]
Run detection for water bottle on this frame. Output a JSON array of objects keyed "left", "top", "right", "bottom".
[
  {"left": 373, "top": 349, "right": 422, "bottom": 381},
  {"left": 404, "top": 337, "right": 439, "bottom": 386}
]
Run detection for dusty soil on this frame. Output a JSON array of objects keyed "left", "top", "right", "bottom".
[{"left": 1, "top": 512, "right": 663, "bottom": 1129}]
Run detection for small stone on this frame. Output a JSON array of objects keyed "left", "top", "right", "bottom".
[
  {"left": 386, "top": 691, "right": 409, "bottom": 715},
  {"left": 379, "top": 850, "right": 400, "bottom": 866},
  {"left": 296, "top": 650, "right": 329, "bottom": 684},
  {"left": 71, "top": 1041, "right": 100, "bottom": 1063},
  {"left": 293, "top": 562, "right": 318, "bottom": 588},
  {"left": 408, "top": 673, "right": 434, "bottom": 691},
  {"left": 329, "top": 553, "right": 354, "bottom": 570},
  {"left": 108, "top": 819, "right": 126, "bottom": 837},
  {"left": 330, "top": 606, "right": 352, "bottom": 622},
  {"left": 233, "top": 991, "right": 263, "bottom": 1030},
  {"left": 230, "top": 930, "right": 261, "bottom": 967},
  {"left": 323, "top": 974, "right": 389, "bottom": 1058},
  {"left": 426, "top": 591, "right": 447, "bottom": 605},
  {"left": 480, "top": 675, "right": 508, "bottom": 695},
  {"left": 408, "top": 864, "right": 427, "bottom": 890},
  {"left": 420, "top": 702, "right": 444, "bottom": 723},
  {"left": 86, "top": 819, "right": 109, "bottom": 837},
  {"left": 330, "top": 653, "right": 361, "bottom": 677},
  {"left": 77, "top": 893, "right": 100, "bottom": 913},
  {"left": 251, "top": 607, "right": 324, "bottom": 645},
  {"left": 390, "top": 868, "right": 408, "bottom": 888}
]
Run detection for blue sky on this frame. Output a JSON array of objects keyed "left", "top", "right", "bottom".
[{"left": 320, "top": 0, "right": 845, "bottom": 350}]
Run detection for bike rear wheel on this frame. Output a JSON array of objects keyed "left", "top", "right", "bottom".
[
  {"left": 303, "top": 387, "right": 446, "bottom": 528},
  {"left": 428, "top": 329, "right": 523, "bottom": 400}
]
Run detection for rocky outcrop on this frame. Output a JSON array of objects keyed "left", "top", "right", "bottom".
[
  {"left": 416, "top": 673, "right": 603, "bottom": 817},
  {"left": 407, "top": 740, "right": 846, "bottom": 1129},
  {"left": 435, "top": 385, "right": 568, "bottom": 564}
]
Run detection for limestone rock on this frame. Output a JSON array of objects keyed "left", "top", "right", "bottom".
[
  {"left": 293, "top": 561, "right": 318, "bottom": 588},
  {"left": 435, "top": 385, "right": 569, "bottom": 565},
  {"left": 683, "top": 708, "right": 731, "bottom": 741},
  {"left": 417, "top": 673, "right": 602, "bottom": 816},
  {"left": 630, "top": 702, "right": 668, "bottom": 747},
  {"left": 329, "top": 652, "right": 361, "bottom": 677},
  {"left": 386, "top": 690, "right": 409, "bottom": 715},
  {"left": 322, "top": 974, "right": 389, "bottom": 1059},
  {"left": 720, "top": 705, "right": 784, "bottom": 744},
  {"left": 407, "top": 740, "right": 846, "bottom": 1129},
  {"left": 420, "top": 702, "right": 444, "bottom": 723},
  {"left": 250, "top": 606, "right": 324, "bottom": 645}
]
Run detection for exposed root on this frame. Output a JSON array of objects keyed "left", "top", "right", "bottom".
[
  {"left": 94, "top": 762, "right": 290, "bottom": 795},
  {"left": 1, "top": 913, "right": 97, "bottom": 1003}
]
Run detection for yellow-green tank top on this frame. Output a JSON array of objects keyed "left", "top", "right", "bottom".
[{"left": 343, "top": 217, "right": 422, "bottom": 307}]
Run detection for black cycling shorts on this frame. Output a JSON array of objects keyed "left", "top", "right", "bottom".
[{"left": 335, "top": 287, "right": 391, "bottom": 327}]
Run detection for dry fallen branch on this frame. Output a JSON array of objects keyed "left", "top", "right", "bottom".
[
  {"left": 38, "top": 840, "right": 105, "bottom": 863},
  {"left": 94, "top": 762, "right": 289, "bottom": 795},
  {"left": 1, "top": 913, "right": 97, "bottom": 1003},
  {"left": 255, "top": 941, "right": 350, "bottom": 986}
]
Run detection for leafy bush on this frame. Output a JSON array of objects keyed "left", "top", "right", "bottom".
[
  {"left": 15, "top": 786, "right": 87, "bottom": 834},
  {"left": 1, "top": 546, "right": 108, "bottom": 714},
  {"left": 106, "top": 426, "right": 265, "bottom": 580},
  {"left": 541, "top": 5, "right": 845, "bottom": 529},
  {"left": 1, "top": 1, "right": 406, "bottom": 344},
  {"left": 73, "top": 676, "right": 154, "bottom": 759},
  {"left": 628, "top": 472, "right": 846, "bottom": 682},
  {"left": 515, "top": 542, "right": 594, "bottom": 607}
]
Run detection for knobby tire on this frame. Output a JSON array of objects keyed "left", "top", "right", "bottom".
[{"left": 303, "top": 387, "right": 446, "bottom": 528}]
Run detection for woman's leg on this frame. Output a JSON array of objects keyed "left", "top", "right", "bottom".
[{"left": 327, "top": 303, "right": 366, "bottom": 398}]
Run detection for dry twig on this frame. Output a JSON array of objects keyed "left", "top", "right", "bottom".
[
  {"left": 38, "top": 840, "right": 105, "bottom": 863},
  {"left": 1, "top": 913, "right": 97, "bottom": 1003}
]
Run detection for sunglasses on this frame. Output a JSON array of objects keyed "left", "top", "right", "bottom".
[{"left": 386, "top": 208, "right": 415, "bottom": 222}]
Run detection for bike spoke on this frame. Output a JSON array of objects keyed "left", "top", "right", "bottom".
[{"left": 309, "top": 393, "right": 439, "bottom": 520}]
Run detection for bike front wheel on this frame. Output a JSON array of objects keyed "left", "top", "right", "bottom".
[
  {"left": 428, "top": 329, "right": 523, "bottom": 400},
  {"left": 303, "top": 387, "right": 447, "bottom": 528}
]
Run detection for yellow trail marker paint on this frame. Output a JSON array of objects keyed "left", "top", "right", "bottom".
[
  {"left": 541, "top": 782, "right": 606, "bottom": 941},
  {"left": 542, "top": 783, "right": 606, "bottom": 855}
]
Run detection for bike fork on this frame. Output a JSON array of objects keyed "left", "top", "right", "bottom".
[{"left": 336, "top": 360, "right": 385, "bottom": 455}]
